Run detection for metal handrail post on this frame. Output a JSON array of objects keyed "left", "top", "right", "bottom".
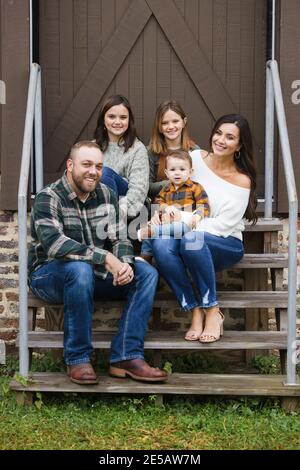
[
  {"left": 286, "top": 203, "right": 298, "bottom": 385},
  {"left": 34, "top": 69, "right": 43, "bottom": 192},
  {"left": 269, "top": 60, "right": 298, "bottom": 385},
  {"left": 18, "top": 63, "right": 40, "bottom": 377},
  {"left": 264, "top": 63, "right": 274, "bottom": 218}
]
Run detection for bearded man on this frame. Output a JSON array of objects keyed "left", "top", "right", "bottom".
[{"left": 28, "top": 141, "right": 167, "bottom": 385}]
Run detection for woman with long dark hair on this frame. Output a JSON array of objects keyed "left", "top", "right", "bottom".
[
  {"left": 152, "top": 114, "right": 257, "bottom": 342},
  {"left": 94, "top": 95, "right": 149, "bottom": 219}
]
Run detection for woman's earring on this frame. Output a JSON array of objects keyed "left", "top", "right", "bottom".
[{"left": 234, "top": 150, "right": 240, "bottom": 159}]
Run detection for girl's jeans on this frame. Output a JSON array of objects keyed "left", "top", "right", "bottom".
[{"left": 101, "top": 166, "right": 128, "bottom": 197}]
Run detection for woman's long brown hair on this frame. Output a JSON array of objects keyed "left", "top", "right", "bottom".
[{"left": 209, "top": 114, "right": 257, "bottom": 223}]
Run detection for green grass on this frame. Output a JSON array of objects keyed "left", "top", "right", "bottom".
[{"left": 1, "top": 354, "right": 300, "bottom": 450}]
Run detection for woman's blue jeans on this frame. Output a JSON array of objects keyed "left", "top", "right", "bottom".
[
  {"left": 152, "top": 231, "right": 244, "bottom": 310},
  {"left": 101, "top": 166, "right": 128, "bottom": 198},
  {"left": 29, "top": 259, "right": 158, "bottom": 365}
]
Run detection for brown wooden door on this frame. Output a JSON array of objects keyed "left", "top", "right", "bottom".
[{"left": 41, "top": 0, "right": 267, "bottom": 195}]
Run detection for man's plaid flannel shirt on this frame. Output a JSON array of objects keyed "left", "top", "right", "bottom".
[{"left": 28, "top": 172, "right": 134, "bottom": 280}]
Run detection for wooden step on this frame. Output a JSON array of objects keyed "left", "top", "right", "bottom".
[
  {"left": 10, "top": 372, "right": 300, "bottom": 396},
  {"left": 19, "top": 330, "right": 290, "bottom": 350},
  {"left": 244, "top": 218, "right": 283, "bottom": 232},
  {"left": 234, "top": 253, "right": 287, "bottom": 268},
  {"left": 28, "top": 291, "right": 288, "bottom": 309}
]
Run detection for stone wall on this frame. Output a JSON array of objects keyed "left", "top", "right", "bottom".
[
  {"left": 0, "top": 211, "right": 20, "bottom": 344},
  {"left": 0, "top": 210, "right": 299, "bottom": 345}
]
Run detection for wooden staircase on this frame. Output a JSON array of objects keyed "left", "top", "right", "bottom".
[{"left": 11, "top": 218, "right": 300, "bottom": 409}]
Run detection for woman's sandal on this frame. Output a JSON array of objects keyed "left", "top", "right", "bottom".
[
  {"left": 185, "top": 329, "right": 203, "bottom": 341},
  {"left": 185, "top": 311, "right": 205, "bottom": 341},
  {"left": 199, "top": 310, "right": 224, "bottom": 343}
]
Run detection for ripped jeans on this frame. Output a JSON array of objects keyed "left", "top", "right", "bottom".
[{"left": 152, "top": 231, "right": 244, "bottom": 310}]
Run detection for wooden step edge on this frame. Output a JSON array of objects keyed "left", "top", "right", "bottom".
[
  {"left": 18, "top": 330, "right": 291, "bottom": 350},
  {"left": 235, "top": 254, "right": 288, "bottom": 268},
  {"left": 27, "top": 291, "right": 289, "bottom": 308},
  {"left": 10, "top": 372, "right": 300, "bottom": 396},
  {"left": 244, "top": 218, "right": 283, "bottom": 232}
]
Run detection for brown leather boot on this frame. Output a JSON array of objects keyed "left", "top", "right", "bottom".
[
  {"left": 67, "top": 362, "right": 99, "bottom": 385},
  {"left": 109, "top": 358, "right": 168, "bottom": 382}
]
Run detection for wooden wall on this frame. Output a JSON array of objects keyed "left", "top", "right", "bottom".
[
  {"left": 277, "top": 0, "right": 300, "bottom": 212},
  {"left": 0, "top": 0, "right": 268, "bottom": 209},
  {"left": 40, "top": 0, "right": 267, "bottom": 193},
  {"left": 0, "top": 0, "right": 30, "bottom": 210}
]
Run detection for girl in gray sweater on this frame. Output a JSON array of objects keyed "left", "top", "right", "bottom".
[{"left": 94, "top": 95, "right": 149, "bottom": 220}]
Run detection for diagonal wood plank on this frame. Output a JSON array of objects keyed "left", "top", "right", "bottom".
[
  {"left": 45, "top": 0, "right": 152, "bottom": 173},
  {"left": 146, "top": 0, "right": 237, "bottom": 118}
]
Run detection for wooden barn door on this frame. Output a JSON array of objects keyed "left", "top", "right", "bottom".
[{"left": 40, "top": 0, "right": 266, "bottom": 195}]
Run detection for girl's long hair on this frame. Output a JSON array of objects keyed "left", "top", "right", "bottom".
[
  {"left": 209, "top": 114, "right": 257, "bottom": 223},
  {"left": 149, "top": 100, "right": 197, "bottom": 180},
  {"left": 94, "top": 95, "right": 137, "bottom": 152}
]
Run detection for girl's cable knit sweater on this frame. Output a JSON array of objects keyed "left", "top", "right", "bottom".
[{"left": 103, "top": 139, "right": 149, "bottom": 218}]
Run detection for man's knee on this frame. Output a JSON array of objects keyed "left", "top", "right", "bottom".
[
  {"left": 135, "top": 260, "right": 159, "bottom": 284},
  {"left": 65, "top": 262, "right": 94, "bottom": 288}
]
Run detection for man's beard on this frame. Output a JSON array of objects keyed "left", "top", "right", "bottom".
[{"left": 72, "top": 171, "right": 98, "bottom": 195}]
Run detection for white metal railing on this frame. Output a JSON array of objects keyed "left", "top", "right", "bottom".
[
  {"left": 264, "top": 59, "right": 299, "bottom": 386},
  {"left": 18, "top": 63, "right": 43, "bottom": 376}
]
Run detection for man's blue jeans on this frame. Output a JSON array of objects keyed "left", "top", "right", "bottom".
[
  {"left": 29, "top": 259, "right": 158, "bottom": 365},
  {"left": 152, "top": 231, "right": 244, "bottom": 310}
]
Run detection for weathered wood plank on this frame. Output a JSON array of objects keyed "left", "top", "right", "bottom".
[
  {"left": 278, "top": 0, "right": 300, "bottom": 212},
  {"left": 10, "top": 373, "right": 300, "bottom": 396},
  {"left": 0, "top": 0, "right": 30, "bottom": 209},
  {"left": 213, "top": 0, "right": 227, "bottom": 84},
  {"left": 226, "top": 0, "right": 241, "bottom": 109},
  {"left": 59, "top": 0, "right": 74, "bottom": 117},
  {"left": 143, "top": 16, "right": 157, "bottom": 142},
  {"left": 244, "top": 218, "right": 283, "bottom": 232},
  {"left": 19, "top": 330, "right": 290, "bottom": 350},
  {"left": 114, "top": 0, "right": 131, "bottom": 101},
  {"left": 240, "top": 0, "right": 255, "bottom": 125},
  {"left": 27, "top": 291, "right": 289, "bottom": 309},
  {"left": 45, "top": 0, "right": 152, "bottom": 172},
  {"left": 147, "top": 0, "right": 237, "bottom": 118},
  {"left": 235, "top": 254, "right": 287, "bottom": 268},
  {"left": 253, "top": 0, "right": 267, "bottom": 191}
]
